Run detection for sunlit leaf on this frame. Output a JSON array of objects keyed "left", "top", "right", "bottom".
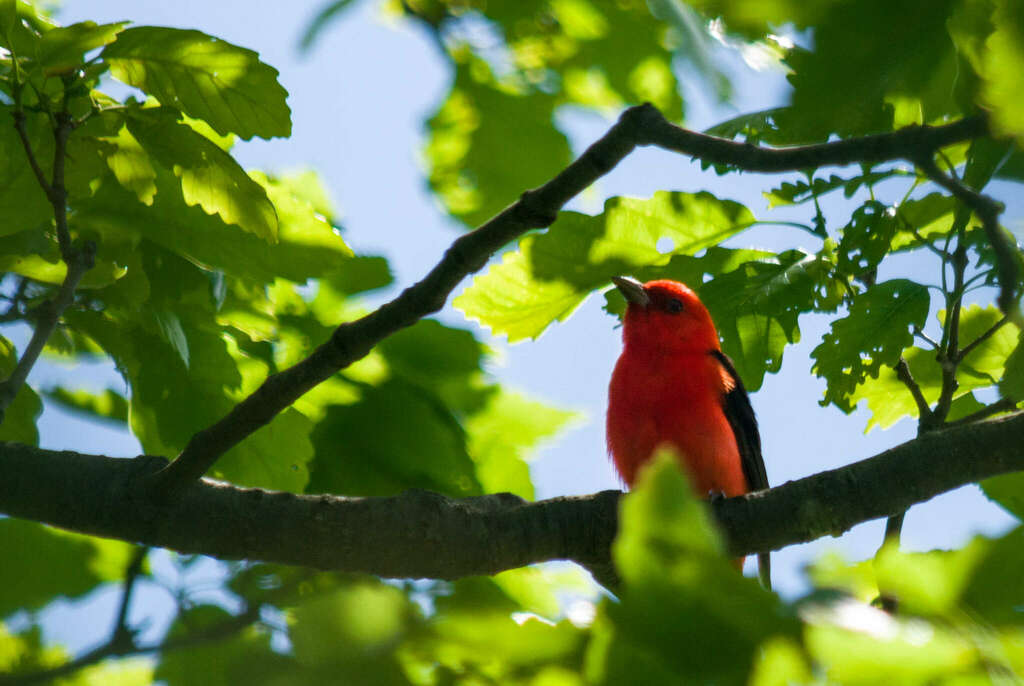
[
  {"left": 813, "top": 280, "right": 930, "bottom": 413},
  {"left": 982, "top": 0, "right": 1024, "bottom": 144},
  {"left": 851, "top": 305, "right": 1020, "bottom": 429},
  {"left": 37, "top": 20, "right": 126, "bottom": 73},
  {"left": 981, "top": 472, "right": 1024, "bottom": 521},
  {"left": 127, "top": 108, "right": 278, "bottom": 241},
  {"left": 103, "top": 26, "right": 291, "bottom": 140},
  {"left": 455, "top": 191, "right": 754, "bottom": 341},
  {"left": 426, "top": 57, "right": 571, "bottom": 228}
]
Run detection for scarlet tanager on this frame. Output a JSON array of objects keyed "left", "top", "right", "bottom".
[{"left": 606, "top": 276, "right": 770, "bottom": 588}]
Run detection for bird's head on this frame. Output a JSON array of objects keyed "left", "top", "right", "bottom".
[{"left": 611, "top": 276, "right": 720, "bottom": 354}]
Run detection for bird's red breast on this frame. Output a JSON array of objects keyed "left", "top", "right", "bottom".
[{"left": 606, "top": 278, "right": 751, "bottom": 495}]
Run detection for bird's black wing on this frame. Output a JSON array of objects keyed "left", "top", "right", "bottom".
[{"left": 710, "top": 349, "right": 771, "bottom": 588}]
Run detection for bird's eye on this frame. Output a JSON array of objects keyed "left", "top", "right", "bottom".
[{"left": 666, "top": 298, "right": 684, "bottom": 314}]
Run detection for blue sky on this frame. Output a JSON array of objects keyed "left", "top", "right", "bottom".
[{"left": 27, "top": 0, "right": 1020, "bottom": 652}]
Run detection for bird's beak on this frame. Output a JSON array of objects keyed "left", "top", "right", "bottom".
[{"left": 612, "top": 276, "right": 650, "bottom": 308}]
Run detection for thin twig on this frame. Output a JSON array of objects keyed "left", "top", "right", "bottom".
[
  {"left": 10, "top": 110, "right": 53, "bottom": 199},
  {"left": 956, "top": 315, "right": 1010, "bottom": 363},
  {"left": 0, "top": 242, "right": 95, "bottom": 417},
  {"left": 895, "top": 357, "right": 933, "bottom": 424},
  {"left": 916, "top": 154, "right": 1017, "bottom": 312},
  {"left": 933, "top": 240, "right": 968, "bottom": 426},
  {"left": 111, "top": 547, "right": 149, "bottom": 645},
  {"left": 0, "top": 77, "right": 94, "bottom": 419},
  {"left": 946, "top": 398, "right": 1019, "bottom": 427},
  {"left": 913, "top": 326, "right": 941, "bottom": 351}
]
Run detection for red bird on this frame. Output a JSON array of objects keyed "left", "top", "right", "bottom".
[{"left": 606, "top": 276, "right": 770, "bottom": 587}]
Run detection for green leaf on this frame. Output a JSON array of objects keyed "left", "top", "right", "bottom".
[
  {"left": 102, "top": 26, "right": 291, "bottom": 140},
  {"left": 873, "top": 542, "right": 988, "bottom": 616},
  {"left": 700, "top": 249, "right": 840, "bottom": 390},
  {"left": 97, "top": 124, "right": 157, "bottom": 205},
  {"left": 981, "top": 472, "right": 1024, "bottom": 521},
  {"left": 74, "top": 169, "right": 343, "bottom": 286},
  {"left": 558, "top": 2, "right": 686, "bottom": 118},
  {"left": 43, "top": 387, "right": 129, "bottom": 426},
  {"left": 812, "top": 280, "right": 930, "bottom": 412},
  {"left": 214, "top": 407, "right": 313, "bottom": 492},
  {"left": 891, "top": 193, "right": 957, "bottom": 251},
  {"left": 155, "top": 606, "right": 286, "bottom": 686},
  {"left": 377, "top": 318, "right": 486, "bottom": 408},
  {"left": 957, "top": 304, "right": 1020, "bottom": 385},
  {"left": 836, "top": 201, "right": 900, "bottom": 278},
  {"left": 308, "top": 379, "right": 482, "bottom": 498},
  {"left": 590, "top": 453, "right": 796, "bottom": 684},
  {"left": 0, "top": 335, "right": 41, "bottom": 445},
  {"left": 764, "top": 170, "right": 903, "bottom": 208},
  {"left": 0, "top": 519, "right": 137, "bottom": 616},
  {"left": 851, "top": 305, "right": 1020, "bottom": 429},
  {"left": 749, "top": 637, "right": 814, "bottom": 686},
  {"left": 426, "top": 58, "right": 571, "bottom": 228},
  {"left": 465, "top": 389, "right": 578, "bottom": 499},
  {"left": 69, "top": 658, "right": 154, "bottom": 686},
  {"left": 127, "top": 108, "right": 278, "bottom": 241},
  {"left": 1001, "top": 332, "right": 1024, "bottom": 399},
  {"left": 290, "top": 582, "right": 413, "bottom": 667},
  {"left": 0, "top": 109, "right": 53, "bottom": 236},
  {"left": 0, "top": 0, "right": 16, "bottom": 41},
  {"left": 783, "top": 0, "right": 962, "bottom": 137},
  {"left": 67, "top": 303, "right": 312, "bottom": 491},
  {"left": 152, "top": 308, "right": 189, "bottom": 368},
  {"left": 981, "top": 0, "right": 1024, "bottom": 144},
  {"left": 455, "top": 191, "right": 754, "bottom": 341},
  {"left": 803, "top": 598, "right": 977, "bottom": 684},
  {"left": 37, "top": 21, "right": 126, "bottom": 73},
  {"left": 961, "top": 526, "right": 1024, "bottom": 624}
]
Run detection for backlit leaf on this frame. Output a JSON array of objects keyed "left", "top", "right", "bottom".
[{"left": 103, "top": 26, "right": 291, "bottom": 140}]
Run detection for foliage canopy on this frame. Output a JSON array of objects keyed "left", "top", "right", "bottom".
[{"left": 1, "top": 0, "right": 1024, "bottom": 684}]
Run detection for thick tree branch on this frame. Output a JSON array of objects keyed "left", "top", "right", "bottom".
[
  {"left": 3, "top": 412, "right": 1022, "bottom": 582},
  {"left": 158, "top": 105, "right": 991, "bottom": 491}
]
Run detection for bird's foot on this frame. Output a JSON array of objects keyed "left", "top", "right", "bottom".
[{"left": 708, "top": 490, "right": 727, "bottom": 503}]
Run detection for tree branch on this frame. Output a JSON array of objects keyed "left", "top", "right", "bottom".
[
  {"left": 2, "top": 411, "right": 1021, "bottom": 583},
  {"left": 895, "top": 357, "right": 932, "bottom": 426},
  {"left": 156, "top": 105, "right": 990, "bottom": 491},
  {"left": 0, "top": 242, "right": 95, "bottom": 418}
]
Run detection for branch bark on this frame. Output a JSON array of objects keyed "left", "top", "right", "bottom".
[
  {"left": 158, "top": 104, "right": 992, "bottom": 491},
  {"left": 3, "top": 411, "right": 1022, "bottom": 582}
]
